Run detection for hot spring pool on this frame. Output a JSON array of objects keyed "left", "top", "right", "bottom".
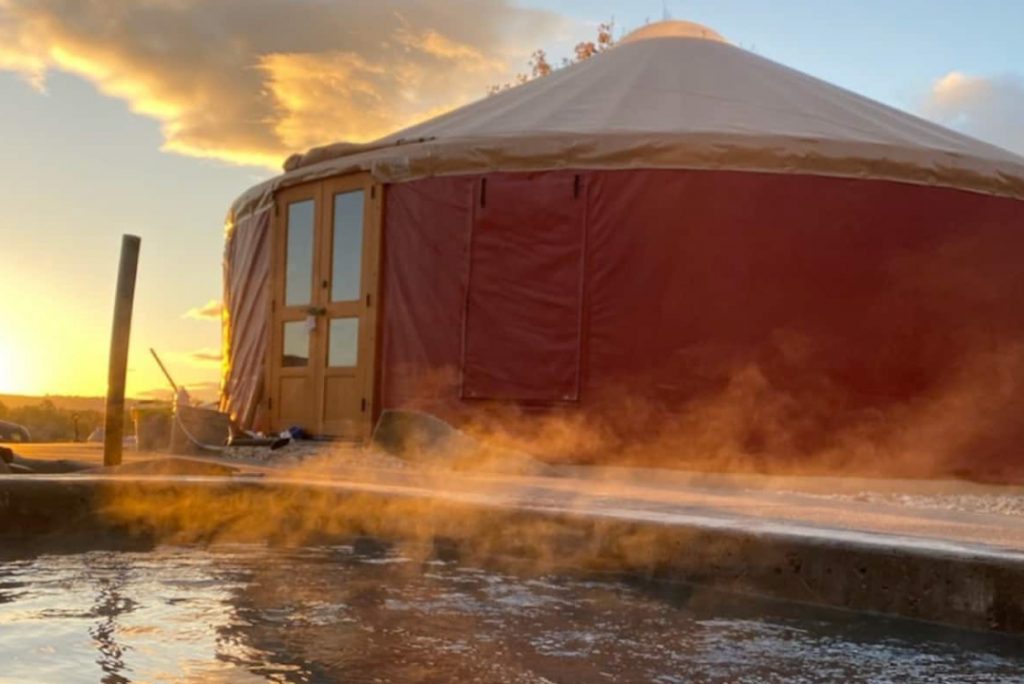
[{"left": 1, "top": 544, "right": 1021, "bottom": 683}]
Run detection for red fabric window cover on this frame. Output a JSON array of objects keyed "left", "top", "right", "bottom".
[{"left": 461, "top": 173, "right": 587, "bottom": 402}]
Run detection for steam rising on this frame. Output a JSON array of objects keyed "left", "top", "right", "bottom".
[
  {"left": 449, "top": 344, "right": 1024, "bottom": 482},
  {"left": 99, "top": 477, "right": 712, "bottom": 581},
  {"left": 381, "top": 339, "right": 1024, "bottom": 483}
]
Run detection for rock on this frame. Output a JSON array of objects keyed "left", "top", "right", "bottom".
[
  {"left": 91, "top": 457, "right": 240, "bottom": 477},
  {"left": 370, "top": 409, "right": 549, "bottom": 475},
  {"left": 11, "top": 456, "right": 92, "bottom": 474},
  {"left": 352, "top": 536, "right": 392, "bottom": 558},
  {"left": 0, "top": 447, "right": 23, "bottom": 473},
  {"left": 371, "top": 409, "right": 478, "bottom": 457}
]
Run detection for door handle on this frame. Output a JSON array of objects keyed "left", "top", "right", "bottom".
[{"left": 303, "top": 306, "right": 327, "bottom": 316}]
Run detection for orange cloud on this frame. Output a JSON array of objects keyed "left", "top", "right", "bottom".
[
  {"left": 183, "top": 299, "right": 223, "bottom": 321},
  {"left": 189, "top": 349, "right": 223, "bottom": 364},
  {"left": 922, "top": 71, "right": 1024, "bottom": 157},
  {"left": 157, "top": 347, "right": 223, "bottom": 370},
  {"left": 0, "top": 0, "right": 565, "bottom": 168}
]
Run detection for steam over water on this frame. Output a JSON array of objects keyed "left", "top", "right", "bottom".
[{"left": 0, "top": 544, "right": 1021, "bottom": 683}]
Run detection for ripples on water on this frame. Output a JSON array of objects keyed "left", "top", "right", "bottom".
[{"left": 0, "top": 544, "right": 1021, "bottom": 683}]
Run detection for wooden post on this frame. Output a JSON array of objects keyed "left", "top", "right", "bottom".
[{"left": 103, "top": 235, "right": 142, "bottom": 467}]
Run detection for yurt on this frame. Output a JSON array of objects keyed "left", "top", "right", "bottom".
[{"left": 221, "top": 21, "right": 1024, "bottom": 472}]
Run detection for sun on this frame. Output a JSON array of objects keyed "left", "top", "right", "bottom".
[
  {"left": 0, "top": 348, "right": 13, "bottom": 395},
  {"left": 0, "top": 338, "right": 20, "bottom": 395}
]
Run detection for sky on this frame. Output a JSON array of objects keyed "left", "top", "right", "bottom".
[{"left": 0, "top": 0, "right": 1022, "bottom": 400}]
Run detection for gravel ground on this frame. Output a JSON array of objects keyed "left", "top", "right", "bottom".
[
  {"left": 219, "top": 440, "right": 411, "bottom": 471},
  {"left": 219, "top": 442, "right": 1024, "bottom": 518},
  {"left": 792, "top": 490, "right": 1024, "bottom": 517}
]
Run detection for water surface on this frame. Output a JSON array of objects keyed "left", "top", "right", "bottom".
[{"left": 0, "top": 544, "right": 1021, "bottom": 683}]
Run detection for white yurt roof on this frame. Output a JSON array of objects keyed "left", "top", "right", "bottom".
[{"left": 234, "top": 21, "right": 1024, "bottom": 215}]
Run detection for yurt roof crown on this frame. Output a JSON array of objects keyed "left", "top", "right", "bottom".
[{"left": 232, "top": 20, "right": 1024, "bottom": 216}]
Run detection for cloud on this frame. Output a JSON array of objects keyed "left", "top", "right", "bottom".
[
  {"left": 921, "top": 71, "right": 1024, "bottom": 157},
  {"left": 135, "top": 387, "right": 173, "bottom": 401},
  {"left": 189, "top": 349, "right": 223, "bottom": 364},
  {"left": 183, "top": 299, "right": 223, "bottom": 321},
  {"left": 137, "top": 380, "right": 219, "bottom": 402},
  {"left": 158, "top": 347, "right": 222, "bottom": 368},
  {"left": 0, "top": 0, "right": 564, "bottom": 168}
]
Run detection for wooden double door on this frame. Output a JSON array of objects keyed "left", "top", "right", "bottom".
[{"left": 269, "top": 174, "right": 382, "bottom": 440}]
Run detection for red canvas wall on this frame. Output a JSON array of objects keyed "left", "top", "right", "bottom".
[
  {"left": 381, "top": 169, "right": 1024, "bottom": 474},
  {"left": 463, "top": 174, "right": 586, "bottom": 402}
]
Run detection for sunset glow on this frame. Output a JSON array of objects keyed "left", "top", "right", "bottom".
[
  {"left": 0, "top": 338, "right": 15, "bottom": 393},
  {"left": 1, "top": 0, "right": 1022, "bottom": 402},
  {"left": 2, "top": 5, "right": 1024, "bottom": 681}
]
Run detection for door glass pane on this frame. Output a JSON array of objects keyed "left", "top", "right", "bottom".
[
  {"left": 328, "top": 318, "right": 359, "bottom": 367},
  {"left": 282, "top": 321, "right": 310, "bottom": 367},
  {"left": 331, "top": 191, "right": 364, "bottom": 302},
  {"left": 285, "top": 200, "right": 315, "bottom": 306}
]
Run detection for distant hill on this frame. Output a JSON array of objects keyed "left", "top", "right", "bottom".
[
  {"left": 1, "top": 394, "right": 109, "bottom": 412},
  {"left": 1, "top": 382, "right": 221, "bottom": 413}
]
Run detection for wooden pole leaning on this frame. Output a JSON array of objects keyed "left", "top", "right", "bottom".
[{"left": 103, "top": 234, "right": 142, "bottom": 467}]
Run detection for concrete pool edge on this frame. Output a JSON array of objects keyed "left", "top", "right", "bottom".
[{"left": 2, "top": 475, "right": 1022, "bottom": 634}]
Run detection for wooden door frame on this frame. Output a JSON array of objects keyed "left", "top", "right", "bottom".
[
  {"left": 265, "top": 174, "right": 383, "bottom": 441},
  {"left": 267, "top": 182, "right": 322, "bottom": 433},
  {"left": 319, "top": 173, "right": 383, "bottom": 441}
]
